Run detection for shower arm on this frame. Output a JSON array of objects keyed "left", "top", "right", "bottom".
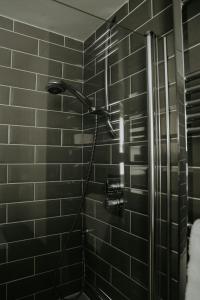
[
  {"left": 64, "top": 82, "right": 116, "bottom": 137},
  {"left": 64, "top": 82, "right": 94, "bottom": 112}
]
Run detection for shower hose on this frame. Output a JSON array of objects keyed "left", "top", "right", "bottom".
[{"left": 51, "top": 114, "right": 99, "bottom": 300}]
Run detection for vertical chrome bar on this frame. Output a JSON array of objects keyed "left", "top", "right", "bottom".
[
  {"left": 155, "top": 36, "right": 162, "bottom": 300},
  {"left": 163, "top": 36, "right": 171, "bottom": 300},
  {"left": 146, "top": 31, "right": 155, "bottom": 300},
  {"left": 104, "top": 28, "right": 110, "bottom": 110},
  {"left": 172, "top": 0, "right": 188, "bottom": 298}
]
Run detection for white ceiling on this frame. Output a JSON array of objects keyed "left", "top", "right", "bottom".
[{"left": 0, "top": 0, "right": 128, "bottom": 41}]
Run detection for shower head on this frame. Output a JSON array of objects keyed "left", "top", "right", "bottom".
[
  {"left": 47, "top": 79, "right": 66, "bottom": 94},
  {"left": 46, "top": 79, "right": 117, "bottom": 137},
  {"left": 47, "top": 79, "right": 94, "bottom": 112}
]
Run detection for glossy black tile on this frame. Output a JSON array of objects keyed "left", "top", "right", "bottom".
[
  {"left": 0, "top": 258, "right": 34, "bottom": 284},
  {"left": 130, "top": 32, "right": 145, "bottom": 53},
  {"left": 36, "top": 146, "right": 82, "bottom": 163},
  {"left": 96, "top": 202, "right": 130, "bottom": 232},
  {"left": 0, "top": 205, "right": 6, "bottom": 224},
  {"left": 63, "top": 63, "right": 83, "bottom": 81},
  {"left": 8, "top": 199, "right": 60, "bottom": 222},
  {"left": 0, "top": 16, "right": 13, "bottom": 30},
  {"left": 36, "top": 110, "right": 82, "bottom": 130},
  {"left": 0, "top": 244, "right": 6, "bottom": 264},
  {"left": 7, "top": 270, "right": 60, "bottom": 300},
  {"left": 13, "top": 51, "right": 62, "bottom": 77},
  {"left": 109, "top": 77, "right": 130, "bottom": 104},
  {"left": 35, "top": 247, "right": 82, "bottom": 273},
  {"left": 138, "top": 5, "right": 173, "bottom": 36},
  {"left": 14, "top": 21, "right": 64, "bottom": 45},
  {"left": 185, "top": 44, "right": 200, "bottom": 75},
  {"left": 129, "top": 0, "right": 144, "bottom": 12},
  {"left": 61, "top": 231, "right": 82, "bottom": 249},
  {"left": 62, "top": 164, "right": 82, "bottom": 180},
  {"left": 96, "top": 239, "right": 131, "bottom": 275},
  {"left": 0, "top": 183, "right": 34, "bottom": 204},
  {"left": 0, "top": 145, "right": 34, "bottom": 163},
  {"left": 112, "top": 268, "right": 148, "bottom": 300},
  {"left": 0, "top": 105, "right": 35, "bottom": 126},
  {"left": 182, "top": 0, "right": 200, "bottom": 22},
  {"left": 11, "top": 87, "right": 62, "bottom": 111},
  {"left": 8, "top": 235, "right": 60, "bottom": 261},
  {"left": 35, "top": 181, "right": 82, "bottom": 200},
  {"left": 153, "top": 0, "right": 171, "bottom": 15},
  {"left": 62, "top": 263, "right": 83, "bottom": 283},
  {"left": 84, "top": 61, "right": 95, "bottom": 81},
  {"left": 65, "top": 37, "right": 83, "bottom": 51},
  {"left": 0, "top": 28, "right": 38, "bottom": 54},
  {"left": 124, "top": 188, "right": 148, "bottom": 214},
  {"left": 84, "top": 144, "right": 110, "bottom": 164},
  {"left": 84, "top": 71, "right": 105, "bottom": 96},
  {"left": 0, "top": 48, "right": 11, "bottom": 67},
  {"left": 39, "top": 40, "right": 83, "bottom": 65},
  {"left": 121, "top": 1, "right": 151, "bottom": 30},
  {"left": 0, "top": 221, "right": 34, "bottom": 243},
  {"left": 131, "top": 212, "right": 149, "bottom": 239},
  {"left": 61, "top": 197, "right": 82, "bottom": 215},
  {"left": 0, "top": 85, "right": 10, "bottom": 105},
  {"left": 131, "top": 69, "right": 146, "bottom": 95},
  {"left": 0, "top": 166, "right": 7, "bottom": 184},
  {"left": 188, "top": 168, "right": 200, "bottom": 198},
  {"left": 8, "top": 164, "right": 60, "bottom": 183},
  {"left": 131, "top": 258, "right": 148, "bottom": 287},
  {"left": 85, "top": 250, "right": 110, "bottom": 281},
  {"left": 83, "top": 215, "right": 110, "bottom": 242},
  {"left": 111, "top": 48, "right": 146, "bottom": 83},
  {"left": 111, "top": 227, "right": 148, "bottom": 263},
  {"left": 35, "top": 215, "right": 81, "bottom": 237},
  {"left": 63, "top": 95, "right": 83, "bottom": 114},
  {"left": 108, "top": 35, "right": 130, "bottom": 66},
  {"left": 10, "top": 126, "right": 61, "bottom": 145}
]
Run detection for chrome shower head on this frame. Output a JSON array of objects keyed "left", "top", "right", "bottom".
[
  {"left": 47, "top": 79, "right": 66, "bottom": 94},
  {"left": 46, "top": 79, "right": 116, "bottom": 137}
]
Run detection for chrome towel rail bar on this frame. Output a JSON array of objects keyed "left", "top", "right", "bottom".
[
  {"left": 187, "top": 112, "right": 200, "bottom": 120},
  {"left": 186, "top": 85, "right": 200, "bottom": 95},
  {"left": 187, "top": 127, "right": 200, "bottom": 133},
  {"left": 185, "top": 70, "right": 200, "bottom": 134},
  {"left": 186, "top": 99, "right": 200, "bottom": 107},
  {"left": 185, "top": 70, "right": 200, "bottom": 82}
]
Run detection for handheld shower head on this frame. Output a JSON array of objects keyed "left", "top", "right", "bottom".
[
  {"left": 46, "top": 79, "right": 116, "bottom": 138},
  {"left": 47, "top": 79, "right": 94, "bottom": 112},
  {"left": 47, "top": 79, "right": 66, "bottom": 94}
]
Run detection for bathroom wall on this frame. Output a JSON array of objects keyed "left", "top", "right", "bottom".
[
  {"left": 185, "top": 2, "right": 200, "bottom": 227},
  {"left": 0, "top": 16, "right": 84, "bottom": 299},
  {"left": 83, "top": 0, "right": 182, "bottom": 299}
]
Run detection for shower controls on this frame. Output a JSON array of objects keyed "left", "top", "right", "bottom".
[{"left": 105, "top": 176, "right": 125, "bottom": 209}]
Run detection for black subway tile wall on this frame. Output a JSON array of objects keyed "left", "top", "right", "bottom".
[
  {"left": 185, "top": 2, "right": 200, "bottom": 224},
  {"left": 0, "top": 16, "right": 84, "bottom": 299},
  {"left": 83, "top": 0, "right": 181, "bottom": 299}
]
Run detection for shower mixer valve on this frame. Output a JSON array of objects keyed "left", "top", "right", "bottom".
[{"left": 105, "top": 176, "right": 125, "bottom": 210}]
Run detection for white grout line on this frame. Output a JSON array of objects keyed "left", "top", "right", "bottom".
[{"left": 1, "top": 18, "right": 84, "bottom": 51}]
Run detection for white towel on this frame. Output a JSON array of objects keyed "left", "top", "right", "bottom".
[{"left": 186, "top": 219, "right": 200, "bottom": 300}]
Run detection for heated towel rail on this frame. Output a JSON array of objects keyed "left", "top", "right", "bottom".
[{"left": 185, "top": 70, "right": 200, "bottom": 135}]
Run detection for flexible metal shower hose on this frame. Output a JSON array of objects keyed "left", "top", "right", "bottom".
[{"left": 51, "top": 115, "right": 99, "bottom": 300}]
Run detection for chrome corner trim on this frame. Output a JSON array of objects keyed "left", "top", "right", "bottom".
[
  {"left": 163, "top": 36, "right": 171, "bottom": 300},
  {"left": 146, "top": 31, "right": 155, "bottom": 300}
]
